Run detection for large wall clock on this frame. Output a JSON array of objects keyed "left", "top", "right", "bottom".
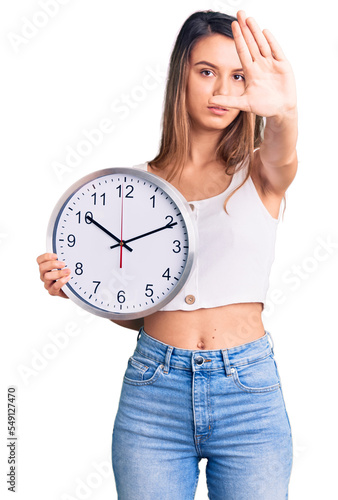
[{"left": 47, "top": 166, "right": 197, "bottom": 319}]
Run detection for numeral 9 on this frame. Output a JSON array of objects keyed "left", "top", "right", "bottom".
[{"left": 67, "top": 234, "right": 76, "bottom": 247}]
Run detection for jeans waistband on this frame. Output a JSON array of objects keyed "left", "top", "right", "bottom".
[{"left": 135, "top": 327, "right": 275, "bottom": 375}]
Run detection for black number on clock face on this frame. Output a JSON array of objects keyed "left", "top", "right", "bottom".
[
  {"left": 67, "top": 234, "right": 76, "bottom": 247},
  {"left": 162, "top": 268, "right": 171, "bottom": 281},
  {"left": 117, "top": 290, "right": 126, "bottom": 303},
  {"left": 76, "top": 211, "right": 93, "bottom": 224},
  {"left": 93, "top": 281, "right": 101, "bottom": 293},
  {"left": 165, "top": 215, "right": 177, "bottom": 229},
  {"left": 172, "top": 240, "right": 181, "bottom": 253},
  {"left": 145, "top": 284, "right": 154, "bottom": 297},
  {"left": 91, "top": 192, "right": 106, "bottom": 205},
  {"left": 75, "top": 262, "right": 84, "bottom": 275},
  {"left": 116, "top": 184, "right": 134, "bottom": 198}
]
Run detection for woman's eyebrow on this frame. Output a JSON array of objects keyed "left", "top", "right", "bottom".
[{"left": 194, "top": 60, "right": 243, "bottom": 72}]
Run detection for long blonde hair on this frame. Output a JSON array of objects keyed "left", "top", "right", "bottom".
[{"left": 148, "top": 10, "right": 285, "bottom": 217}]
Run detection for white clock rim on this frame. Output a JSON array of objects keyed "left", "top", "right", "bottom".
[{"left": 46, "top": 167, "right": 198, "bottom": 320}]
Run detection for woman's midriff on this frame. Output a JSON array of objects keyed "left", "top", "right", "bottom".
[{"left": 143, "top": 302, "right": 266, "bottom": 350}]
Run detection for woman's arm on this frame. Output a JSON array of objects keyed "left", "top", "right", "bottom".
[
  {"left": 256, "top": 109, "right": 298, "bottom": 194},
  {"left": 111, "top": 318, "right": 144, "bottom": 331},
  {"left": 208, "top": 10, "right": 298, "bottom": 193},
  {"left": 260, "top": 109, "right": 298, "bottom": 168}
]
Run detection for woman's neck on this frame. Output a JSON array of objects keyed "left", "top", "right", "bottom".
[{"left": 187, "top": 127, "right": 222, "bottom": 169}]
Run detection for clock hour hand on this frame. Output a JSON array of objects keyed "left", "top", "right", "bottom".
[
  {"left": 109, "top": 219, "right": 177, "bottom": 249},
  {"left": 85, "top": 215, "right": 133, "bottom": 252}
]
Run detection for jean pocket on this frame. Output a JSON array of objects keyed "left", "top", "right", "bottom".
[
  {"left": 231, "top": 353, "right": 281, "bottom": 394},
  {"left": 123, "top": 353, "right": 164, "bottom": 386}
]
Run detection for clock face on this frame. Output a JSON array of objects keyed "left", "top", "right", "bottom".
[{"left": 47, "top": 167, "right": 197, "bottom": 319}]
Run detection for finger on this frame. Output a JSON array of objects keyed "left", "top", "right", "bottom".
[
  {"left": 245, "top": 16, "right": 272, "bottom": 58},
  {"left": 39, "top": 260, "right": 66, "bottom": 281},
  {"left": 39, "top": 259, "right": 65, "bottom": 272},
  {"left": 208, "top": 95, "right": 252, "bottom": 113},
  {"left": 39, "top": 259, "right": 65, "bottom": 276},
  {"left": 231, "top": 19, "right": 254, "bottom": 69},
  {"left": 262, "top": 29, "right": 286, "bottom": 61},
  {"left": 45, "top": 275, "right": 71, "bottom": 297},
  {"left": 235, "top": 10, "right": 260, "bottom": 61},
  {"left": 44, "top": 268, "right": 71, "bottom": 282},
  {"left": 36, "top": 253, "right": 58, "bottom": 265}
]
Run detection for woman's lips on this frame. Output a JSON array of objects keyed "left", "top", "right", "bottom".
[{"left": 208, "top": 106, "right": 229, "bottom": 115}]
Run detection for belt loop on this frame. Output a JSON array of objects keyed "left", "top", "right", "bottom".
[
  {"left": 163, "top": 346, "right": 173, "bottom": 374},
  {"left": 266, "top": 331, "right": 275, "bottom": 354},
  {"left": 137, "top": 330, "right": 141, "bottom": 341},
  {"left": 221, "top": 348, "right": 232, "bottom": 377}
]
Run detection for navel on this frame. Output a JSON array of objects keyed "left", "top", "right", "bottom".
[{"left": 197, "top": 341, "right": 205, "bottom": 350}]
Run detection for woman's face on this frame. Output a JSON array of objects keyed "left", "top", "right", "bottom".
[{"left": 186, "top": 33, "right": 245, "bottom": 132}]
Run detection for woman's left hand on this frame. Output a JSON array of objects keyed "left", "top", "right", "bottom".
[{"left": 208, "top": 10, "right": 297, "bottom": 119}]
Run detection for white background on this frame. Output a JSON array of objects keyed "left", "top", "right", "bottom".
[{"left": 1, "top": 0, "right": 338, "bottom": 498}]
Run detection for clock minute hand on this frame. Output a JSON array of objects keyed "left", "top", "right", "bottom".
[
  {"left": 86, "top": 215, "right": 133, "bottom": 252},
  {"left": 109, "top": 220, "right": 178, "bottom": 249}
]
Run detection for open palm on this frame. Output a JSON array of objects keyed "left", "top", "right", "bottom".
[{"left": 209, "top": 10, "right": 297, "bottom": 118}]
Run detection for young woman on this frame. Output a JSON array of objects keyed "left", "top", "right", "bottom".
[{"left": 37, "top": 10, "right": 297, "bottom": 499}]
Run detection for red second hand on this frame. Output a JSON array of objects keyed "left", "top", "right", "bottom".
[{"left": 120, "top": 184, "right": 123, "bottom": 268}]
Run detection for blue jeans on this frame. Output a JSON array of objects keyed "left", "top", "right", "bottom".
[{"left": 112, "top": 327, "right": 293, "bottom": 499}]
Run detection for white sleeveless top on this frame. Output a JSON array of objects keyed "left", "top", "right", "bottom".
[{"left": 132, "top": 159, "right": 283, "bottom": 312}]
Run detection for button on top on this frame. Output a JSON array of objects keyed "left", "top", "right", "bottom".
[
  {"left": 185, "top": 295, "right": 195, "bottom": 305},
  {"left": 189, "top": 203, "right": 195, "bottom": 211},
  {"left": 195, "top": 356, "right": 204, "bottom": 365}
]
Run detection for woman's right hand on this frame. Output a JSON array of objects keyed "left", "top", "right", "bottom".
[{"left": 37, "top": 253, "right": 71, "bottom": 299}]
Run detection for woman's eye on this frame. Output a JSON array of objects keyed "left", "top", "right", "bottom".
[
  {"left": 234, "top": 74, "right": 245, "bottom": 81},
  {"left": 201, "top": 70, "right": 213, "bottom": 77}
]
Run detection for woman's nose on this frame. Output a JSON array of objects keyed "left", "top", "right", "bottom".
[{"left": 213, "top": 77, "right": 230, "bottom": 96}]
